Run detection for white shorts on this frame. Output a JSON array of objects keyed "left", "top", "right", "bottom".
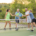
[{"left": 27, "top": 18, "right": 31, "bottom": 23}]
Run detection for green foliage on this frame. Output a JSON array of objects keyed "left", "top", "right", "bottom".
[{"left": 0, "top": 0, "right": 36, "bottom": 19}]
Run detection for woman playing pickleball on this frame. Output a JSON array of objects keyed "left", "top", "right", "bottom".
[{"left": 4, "top": 9, "right": 15, "bottom": 30}]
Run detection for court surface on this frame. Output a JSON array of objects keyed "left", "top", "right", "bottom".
[{"left": 0, "top": 23, "right": 36, "bottom": 36}]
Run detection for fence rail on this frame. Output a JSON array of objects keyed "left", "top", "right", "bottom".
[{"left": 0, "top": 19, "right": 27, "bottom": 23}]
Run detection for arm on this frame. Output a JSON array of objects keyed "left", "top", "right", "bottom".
[
  {"left": 23, "top": 14, "right": 29, "bottom": 17},
  {"left": 15, "top": 12, "right": 19, "bottom": 17},
  {"left": 26, "top": 17, "right": 27, "bottom": 21},
  {"left": 25, "top": 12, "right": 31, "bottom": 16},
  {"left": 10, "top": 13, "right": 19, "bottom": 17},
  {"left": 10, "top": 13, "right": 15, "bottom": 16},
  {"left": 23, "top": 12, "right": 30, "bottom": 17},
  {"left": 22, "top": 15, "right": 27, "bottom": 21},
  {"left": 15, "top": 15, "right": 19, "bottom": 17}
]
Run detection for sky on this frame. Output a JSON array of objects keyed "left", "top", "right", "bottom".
[{"left": 0, "top": 0, "right": 14, "bottom": 3}]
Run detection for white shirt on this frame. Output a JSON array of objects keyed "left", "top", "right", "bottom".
[
  {"left": 25, "top": 11, "right": 30, "bottom": 18},
  {"left": 25, "top": 11, "right": 31, "bottom": 23}
]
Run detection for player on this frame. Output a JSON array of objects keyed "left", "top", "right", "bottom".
[
  {"left": 15, "top": 9, "right": 22, "bottom": 31},
  {"left": 23, "top": 10, "right": 36, "bottom": 31},
  {"left": 4, "top": 9, "right": 15, "bottom": 30},
  {"left": 25, "top": 8, "right": 31, "bottom": 30},
  {"left": 29, "top": 10, "right": 36, "bottom": 31}
]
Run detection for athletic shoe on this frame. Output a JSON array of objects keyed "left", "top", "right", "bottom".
[
  {"left": 9, "top": 28, "right": 11, "bottom": 30},
  {"left": 27, "top": 28, "right": 30, "bottom": 30},
  {"left": 31, "top": 30, "right": 34, "bottom": 32},
  {"left": 15, "top": 28, "right": 18, "bottom": 31},
  {"left": 4, "top": 28, "right": 6, "bottom": 30}
]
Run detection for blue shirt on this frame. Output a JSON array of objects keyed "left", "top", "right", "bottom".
[
  {"left": 15, "top": 12, "right": 20, "bottom": 19},
  {"left": 29, "top": 12, "right": 35, "bottom": 19}
]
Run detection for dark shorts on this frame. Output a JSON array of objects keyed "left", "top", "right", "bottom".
[
  {"left": 35, "top": 19, "right": 36, "bottom": 23},
  {"left": 32, "top": 19, "right": 36, "bottom": 23},
  {"left": 15, "top": 20, "right": 19, "bottom": 23}
]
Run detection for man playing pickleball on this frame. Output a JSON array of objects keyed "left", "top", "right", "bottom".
[
  {"left": 15, "top": 9, "right": 22, "bottom": 31},
  {"left": 25, "top": 8, "right": 31, "bottom": 30}
]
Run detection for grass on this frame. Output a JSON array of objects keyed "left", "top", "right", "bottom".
[{"left": 0, "top": 28, "right": 36, "bottom": 36}]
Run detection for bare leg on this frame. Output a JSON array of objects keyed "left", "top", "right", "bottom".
[
  {"left": 9, "top": 21, "right": 11, "bottom": 28},
  {"left": 28, "top": 23, "right": 30, "bottom": 28},
  {"left": 33, "top": 22, "right": 36, "bottom": 27},
  {"left": 4, "top": 21, "right": 7, "bottom": 28},
  {"left": 16, "top": 23, "right": 18, "bottom": 28},
  {"left": 31, "top": 23, "right": 33, "bottom": 30},
  {"left": 27, "top": 23, "right": 30, "bottom": 30},
  {"left": 15, "top": 23, "right": 18, "bottom": 31}
]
